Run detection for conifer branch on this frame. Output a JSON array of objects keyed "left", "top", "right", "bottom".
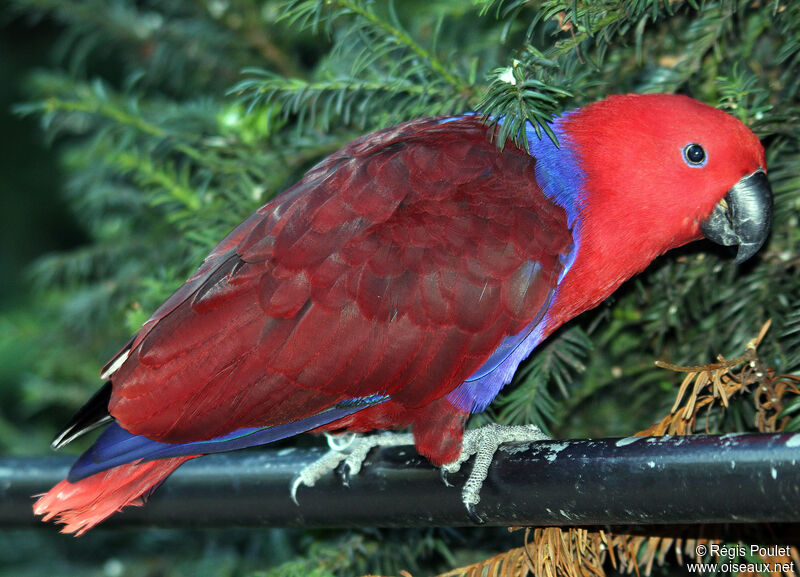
[
  {"left": 37, "top": 95, "right": 165, "bottom": 139},
  {"left": 335, "top": 0, "right": 469, "bottom": 94},
  {"left": 108, "top": 150, "right": 201, "bottom": 214}
]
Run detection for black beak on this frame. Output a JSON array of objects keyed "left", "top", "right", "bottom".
[{"left": 700, "top": 170, "right": 773, "bottom": 264}]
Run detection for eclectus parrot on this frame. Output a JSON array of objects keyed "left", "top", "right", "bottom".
[{"left": 35, "top": 94, "right": 773, "bottom": 534}]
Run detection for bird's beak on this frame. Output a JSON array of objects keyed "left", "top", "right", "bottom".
[{"left": 700, "top": 170, "right": 773, "bottom": 264}]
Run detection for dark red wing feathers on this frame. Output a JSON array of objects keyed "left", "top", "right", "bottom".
[{"left": 107, "top": 117, "right": 573, "bottom": 456}]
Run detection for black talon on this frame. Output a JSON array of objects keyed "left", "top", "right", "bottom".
[
  {"left": 466, "top": 503, "right": 484, "bottom": 524},
  {"left": 440, "top": 468, "right": 453, "bottom": 488},
  {"left": 339, "top": 463, "right": 351, "bottom": 488}
]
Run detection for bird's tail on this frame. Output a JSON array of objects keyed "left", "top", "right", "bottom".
[{"left": 33, "top": 455, "right": 196, "bottom": 536}]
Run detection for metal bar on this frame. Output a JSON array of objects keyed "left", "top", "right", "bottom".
[{"left": 3, "top": 433, "right": 800, "bottom": 529}]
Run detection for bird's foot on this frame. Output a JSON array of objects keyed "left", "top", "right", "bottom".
[
  {"left": 291, "top": 431, "right": 413, "bottom": 504},
  {"left": 442, "top": 423, "right": 550, "bottom": 523}
]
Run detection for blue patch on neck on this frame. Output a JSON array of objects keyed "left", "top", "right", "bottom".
[
  {"left": 524, "top": 113, "right": 585, "bottom": 281},
  {"left": 445, "top": 114, "right": 586, "bottom": 414}
]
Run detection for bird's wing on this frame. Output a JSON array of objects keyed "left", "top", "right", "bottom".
[{"left": 97, "top": 116, "right": 573, "bottom": 444}]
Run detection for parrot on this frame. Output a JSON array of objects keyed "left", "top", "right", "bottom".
[{"left": 34, "top": 93, "right": 773, "bottom": 535}]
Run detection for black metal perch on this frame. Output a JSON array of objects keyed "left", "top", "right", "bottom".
[{"left": 2, "top": 432, "right": 800, "bottom": 529}]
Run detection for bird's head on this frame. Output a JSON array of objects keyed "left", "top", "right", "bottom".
[{"left": 558, "top": 93, "right": 772, "bottom": 266}]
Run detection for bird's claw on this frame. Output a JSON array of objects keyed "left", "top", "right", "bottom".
[
  {"left": 339, "top": 463, "right": 351, "bottom": 488},
  {"left": 325, "top": 431, "right": 356, "bottom": 452},
  {"left": 465, "top": 503, "right": 484, "bottom": 524},
  {"left": 440, "top": 468, "right": 453, "bottom": 488},
  {"left": 289, "top": 475, "right": 304, "bottom": 506},
  {"left": 293, "top": 424, "right": 548, "bottom": 524},
  {"left": 291, "top": 432, "right": 414, "bottom": 505},
  {"left": 448, "top": 423, "right": 550, "bottom": 521}
]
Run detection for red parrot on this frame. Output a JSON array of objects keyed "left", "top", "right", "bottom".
[{"left": 34, "top": 93, "right": 772, "bottom": 534}]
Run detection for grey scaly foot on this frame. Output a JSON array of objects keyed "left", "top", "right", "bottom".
[
  {"left": 441, "top": 423, "right": 550, "bottom": 522},
  {"left": 290, "top": 431, "right": 414, "bottom": 504}
]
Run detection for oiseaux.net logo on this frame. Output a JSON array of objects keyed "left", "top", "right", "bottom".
[{"left": 686, "top": 544, "right": 795, "bottom": 574}]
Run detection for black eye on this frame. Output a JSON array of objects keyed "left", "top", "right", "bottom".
[{"left": 683, "top": 143, "right": 706, "bottom": 166}]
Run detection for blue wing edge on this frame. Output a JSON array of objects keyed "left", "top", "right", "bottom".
[{"left": 67, "top": 394, "right": 389, "bottom": 482}]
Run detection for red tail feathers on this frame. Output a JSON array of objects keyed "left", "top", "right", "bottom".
[{"left": 33, "top": 456, "right": 196, "bottom": 535}]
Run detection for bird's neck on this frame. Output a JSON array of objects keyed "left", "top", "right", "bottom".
[{"left": 524, "top": 114, "right": 701, "bottom": 335}]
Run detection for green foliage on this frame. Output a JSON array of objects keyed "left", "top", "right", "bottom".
[
  {"left": 232, "top": 0, "right": 480, "bottom": 134},
  {"left": 3, "top": 0, "right": 800, "bottom": 575},
  {"left": 251, "top": 530, "right": 464, "bottom": 577}
]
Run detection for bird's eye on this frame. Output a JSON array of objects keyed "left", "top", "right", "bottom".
[{"left": 683, "top": 143, "right": 707, "bottom": 166}]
